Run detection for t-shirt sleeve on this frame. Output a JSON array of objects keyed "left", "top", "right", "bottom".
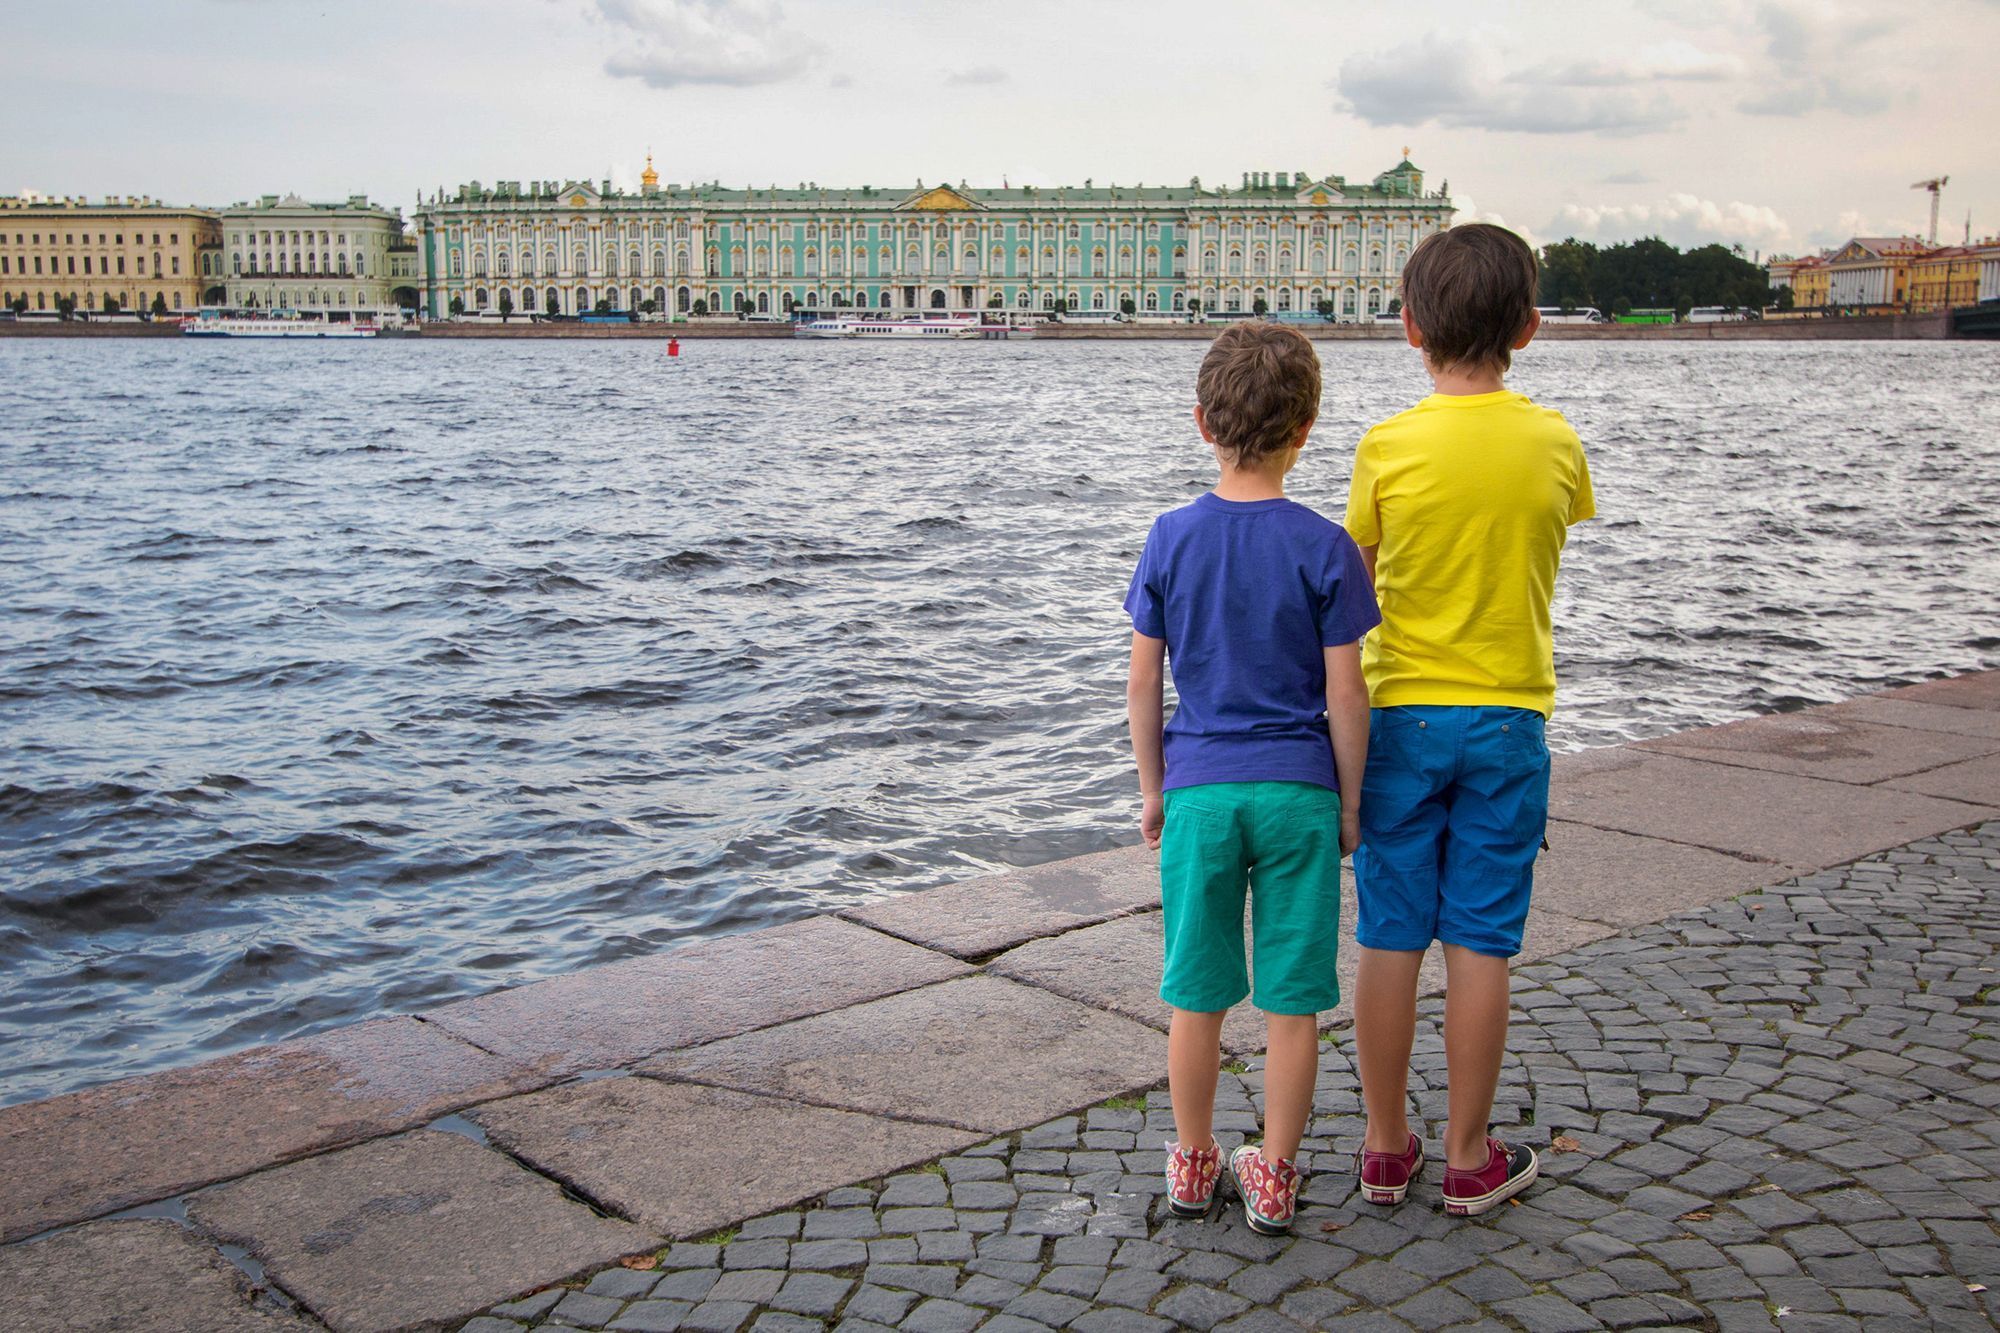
[
  {"left": 1123, "top": 522, "right": 1166, "bottom": 639},
  {"left": 1317, "top": 531, "right": 1382, "bottom": 647},
  {"left": 1567, "top": 436, "right": 1596, "bottom": 525},
  {"left": 1343, "top": 433, "right": 1381, "bottom": 548}
]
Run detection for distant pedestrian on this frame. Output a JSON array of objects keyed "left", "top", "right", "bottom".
[
  {"left": 1124, "top": 323, "right": 1379, "bottom": 1235},
  {"left": 1345, "top": 223, "right": 1595, "bottom": 1215}
]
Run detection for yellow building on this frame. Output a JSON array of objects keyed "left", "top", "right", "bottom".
[
  {"left": 1821, "top": 236, "right": 1929, "bottom": 310},
  {"left": 1907, "top": 241, "right": 2000, "bottom": 311},
  {"left": 1788, "top": 255, "right": 1831, "bottom": 309},
  {"left": 0, "top": 194, "right": 223, "bottom": 315}
]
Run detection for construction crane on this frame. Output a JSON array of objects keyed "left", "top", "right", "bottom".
[{"left": 1912, "top": 176, "right": 1949, "bottom": 245}]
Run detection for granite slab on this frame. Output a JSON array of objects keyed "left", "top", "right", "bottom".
[
  {"left": 0, "top": 1016, "right": 540, "bottom": 1244},
  {"left": 988, "top": 913, "right": 1272, "bottom": 1055},
  {"left": 473, "top": 1077, "right": 979, "bottom": 1239},
  {"left": 1827, "top": 693, "right": 2000, "bottom": 740},
  {"left": 1548, "top": 747, "right": 1986, "bottom": 869},
  {"left": 1533, "top": 820, "right": 1797, "bottom": 927},
  {"left": 841, "top": 844, "right": 1159, "bottom": 959},
  {"left": 1634, "top": 711, "right": 1999, "bottom": 784},
  {"left": 424, "top": 914, "right": 970, "bottom": 1077},
  {"left": 188, "top": 1129, "right": 652, "bottom": 1333},
  {"left": 0, "top": 1218, "right": 315, "bottom": 1333},
  {"left": 1879, "top": 752, "right": 2000, "bottom": 809},
  {"left": 1878, "top": 670, "right": 2000, "bottom": 712},
  {"left": 643, "top": 975, "right": 1168, "bottom": 1133}
]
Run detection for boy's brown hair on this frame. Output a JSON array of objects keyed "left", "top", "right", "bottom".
[
  {"left": 1195, "top": 322, "right": 1321, "bottom": 467},
  {"left": 1399, "top": 223, "right": 1539, "bottom": 373}
]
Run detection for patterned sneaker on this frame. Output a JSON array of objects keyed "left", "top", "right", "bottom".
[
  {"left": 1164, "top": 1138, "right": 1223, "bottom": 1218},
  {"left": 1229, "top": 1144, "right": 1301, "bottom": 1235},
  {"left": 1355, "top": 1131, "right": 1426, "bottom": 1206},
  {"left": 1441, "top": 1137, "right": 1538, "bottom": 1216}
]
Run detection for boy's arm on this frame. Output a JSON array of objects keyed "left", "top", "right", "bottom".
[
  {"left": 1357, "top": 543, "right": 1377, "bottom": 588},
  {"left": 1324, "top": 641, "right": 1369, "bottom": 856},
  {"left": 1126, "top": 631, "right": 1167, "bottom": 850}
]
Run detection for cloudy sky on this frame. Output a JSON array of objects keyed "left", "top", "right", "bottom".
[{"left": 13, "top": 0, "right": 1997, "bottom": 257}]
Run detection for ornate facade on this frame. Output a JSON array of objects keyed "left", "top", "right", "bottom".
[
  {"left": 0, "top": 195, "right": 222, "bottom": 315},
  {"left": 222, "top": 194, "right": 414, "bottom": 316},
  {"left": 416, "top": 157, "right": 1452, "bottom": 321}
]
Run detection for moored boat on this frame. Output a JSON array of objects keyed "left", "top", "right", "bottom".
[
  {"left": 180, "top": 313, "right": 377, "bottom": 339},
  {"left": 793, "top": 312, "right": 1037, "bottom": 340}
]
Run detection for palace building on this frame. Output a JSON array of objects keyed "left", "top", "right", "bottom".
[
  {"left": 0, "top": 195, "right": 223, "bottom": 315},
  {"left": 415, "top": 155, "right": 1453, "bottom": 321},
  {"left": 222, "top": 194, "right": 415, "bottom": 317}
]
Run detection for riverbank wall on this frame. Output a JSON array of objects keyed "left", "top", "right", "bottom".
[
  {"left": 0, "top": 671, "right": 1995, "bottom": 1328},
  {"left": 0, "top": 310, "right": 1963, "bottom": 341}
]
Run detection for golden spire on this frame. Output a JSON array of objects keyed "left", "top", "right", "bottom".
[{"left": 641, "top": 151, "right": 658, "bottom": 189}]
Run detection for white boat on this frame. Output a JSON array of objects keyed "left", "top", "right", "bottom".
[
  {"left": 788, "top": 314, "right": 1032, "bottom": 340},
  {"left": 181, "top": 314, "right": 377, "bottom": 339}
]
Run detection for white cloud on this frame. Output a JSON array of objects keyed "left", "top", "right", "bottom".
[
  {"left": 945, "top": 66, "right": 1008, "bottom": 87},
  {"left": 1548, "top": 193, "right": 1797, "bottom": 250},
  {"left": 1525, "top": 40, "right": 1743, "bottom": 87},
  {"left": 1337, "top": 33, "right": 1683, "bottom": 136},
  {"left": 1739, "top": 1, "right": 1893, "bottom": 116},
  {"left": 596, "top": 0, "right": 819, "bottom": 89}
]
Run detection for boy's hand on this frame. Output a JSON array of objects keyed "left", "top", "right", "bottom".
[
  {"left": 1141, "top": 794, "right": 1165, "bottom": 850},
  {"left": 1340, "top": 807, "right": 1361, "bottom": 857}
]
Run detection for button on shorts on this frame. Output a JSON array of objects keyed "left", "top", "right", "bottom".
[
  {"left": 1353, "top": 705, "right": 1550, "bottom": 958},
  {"left": 1159, "top": 780, "right": 1343, "bottom": 1016}
]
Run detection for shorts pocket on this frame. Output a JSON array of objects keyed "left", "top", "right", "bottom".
[
  {"left": 1498, "top": 710, "right": 1549, "bottom": 781},
  {"left": 1370, "top": 708, "right": 1431, "bottom": 776}
]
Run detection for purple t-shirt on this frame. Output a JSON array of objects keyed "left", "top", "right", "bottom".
[{"left": 1125, "top": 493, "right": 1380, "bottom": 793}]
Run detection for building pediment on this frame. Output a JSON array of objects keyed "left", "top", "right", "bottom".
[
  {"left": 1294, "top": 177, "right": 1349, "bottom": 206},
  {"left": 898, "top": 185, "right": 982, "bottom": 212},
  {"left": 558, "top": 182, "right": 601, "bottom": 208}
]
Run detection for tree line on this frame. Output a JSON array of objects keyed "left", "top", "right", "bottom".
[{"left": 1536, "top": 237, "right": 1776, "bottom": 316}]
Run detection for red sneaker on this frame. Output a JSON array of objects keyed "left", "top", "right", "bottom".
[
  {"left": 1355, "top": 1131, "right": 1426, "bottom": 1206},
  {"left": 1441, "top": 1137, "right": 1538, "bottom": 1216},
  {"left": 1229, "top": 1144, "right": 1301, "bottom": 1235},
  {"left": 1164, "top": 1139, "right": 1222, "bottom": 1218}
]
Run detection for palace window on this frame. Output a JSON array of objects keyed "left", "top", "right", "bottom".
[
  {"left": 1228, "top": 249, "right": 1243, "bottom": 276},
  {"left": 1172, "top": 247, "right": 1186, "bottom": 278},
  {"left": 1277, "top": 248, "right": 1293, "bottom": 276}
]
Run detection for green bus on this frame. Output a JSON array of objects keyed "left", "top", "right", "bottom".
[{"left": 1616, "top": 308, "right": 1675, "bottom": 325}]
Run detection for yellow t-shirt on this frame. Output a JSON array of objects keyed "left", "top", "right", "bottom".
[{"left": 1343, "top": 390, "right": 1594, "bottom": 716}]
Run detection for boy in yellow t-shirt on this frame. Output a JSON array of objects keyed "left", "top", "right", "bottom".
[{"left": 1343, "top": 223, "right": 1594, "bottom": 1217}]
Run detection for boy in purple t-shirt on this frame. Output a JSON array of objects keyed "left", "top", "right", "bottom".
[{"left": 1125, "top": 323, "right": 1379, "bottom": 1234}]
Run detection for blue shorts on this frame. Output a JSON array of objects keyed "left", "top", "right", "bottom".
[{"left": 1353, "top": 705, "right": 1550, "bottom": 958}]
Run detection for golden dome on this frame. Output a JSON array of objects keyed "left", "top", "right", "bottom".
[{"left": 641, "top": 153, "right": 658, "bottom": 189}]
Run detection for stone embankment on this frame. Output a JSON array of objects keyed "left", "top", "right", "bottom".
[
  {"left": 0, "top": 310, "right": 1966, "bottom": 340},
  {"left": 0, "top": 672, "right": 1996, "bottom": 1332}
]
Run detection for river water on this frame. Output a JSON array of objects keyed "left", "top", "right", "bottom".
[{"left": 2, "top": 337, "right": 1995, "bottom": 1104}]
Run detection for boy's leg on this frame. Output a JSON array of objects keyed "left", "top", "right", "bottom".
[
  {"left": 1354, "top": 946, "right": 1424, "bottom": 1153},
  {"left": 1260, "top": 1012, "right": 1319, "bottom": 1162},
  {"left": 1159, "top": 787, "right": 1251, "bottom": 1153},
  {"left": 1167, "top": 1007, "right": 1228, "bottom": 1150},
  {"left": 1243, "top": 783, "right": 1343, "bottom": 1164},
  {"left": 1440, "top": 944, "right": 1510, "bottom": 1168},
  {"left": 1435, "top": 707, "right": 1547, "bottom": 1176},
  {"left": 1353, "top": 707, "right": 1451, "bottom": 1156}
]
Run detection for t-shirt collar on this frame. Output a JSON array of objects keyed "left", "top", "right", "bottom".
[{"left": 1196, "top": 492, "right": 1292, "bottom": 513}]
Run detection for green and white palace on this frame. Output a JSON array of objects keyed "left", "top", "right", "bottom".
[{"left": 415, "top": 155, "right": 1452, "bottom": 321}]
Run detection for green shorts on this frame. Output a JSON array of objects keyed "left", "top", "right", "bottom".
[{"left": 1159, "top": 780, "right": 1343, "bottom": 1016}]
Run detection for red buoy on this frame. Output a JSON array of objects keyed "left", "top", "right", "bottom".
[{"left": 667, "top": 337, "right": 680, "bottom": 357}]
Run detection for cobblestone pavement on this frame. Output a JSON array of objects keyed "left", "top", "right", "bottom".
[{"left": 463, "top": 823, "right": 2000, "bottom": 1333}]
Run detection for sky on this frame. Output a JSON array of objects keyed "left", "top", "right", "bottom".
[{"left": 9, "top": 0, "right": 1997, "bottom": 259}]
